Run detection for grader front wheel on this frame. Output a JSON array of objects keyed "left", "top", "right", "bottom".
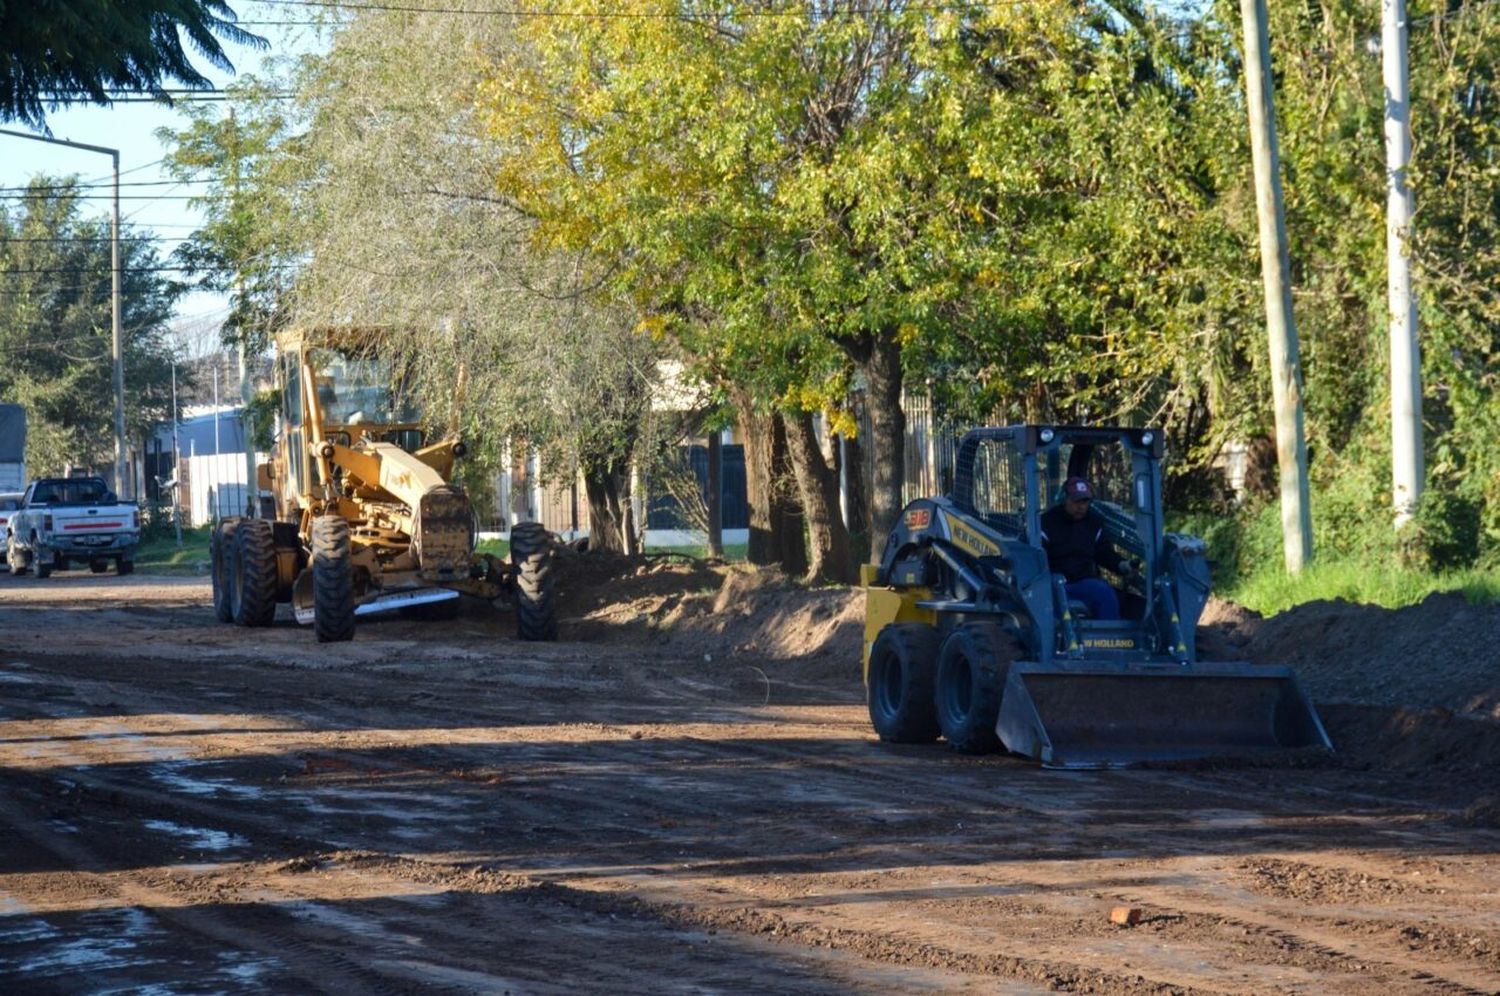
[{"left": 312, "top": 515, "right": 355, "bottom": 643}]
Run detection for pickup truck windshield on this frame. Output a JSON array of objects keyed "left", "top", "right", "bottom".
[{"left": 31, "top": 480, "right": 109, "bottom": 505}]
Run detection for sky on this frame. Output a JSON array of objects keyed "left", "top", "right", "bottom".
[{"left": 0, "top": 4, "right": 328, "bottom": 358}]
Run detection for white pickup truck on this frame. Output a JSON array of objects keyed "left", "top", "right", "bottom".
[{"left": 6, "top": 476, "right": 140, "bottom": 577}]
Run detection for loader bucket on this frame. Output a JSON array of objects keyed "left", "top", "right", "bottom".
[{"left": 996, "top": 660, "right": 1332, "bottom": 769}]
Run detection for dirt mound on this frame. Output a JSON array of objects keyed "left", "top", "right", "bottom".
[
  {"left": 556, "top": 553, "right": 863, "bottom": 684},
  {"left": 556, "top": 552, "right": 1500, "bottom": 790},
  {"left": 1199, "top": 593, "right": 1500, "bottom": 718}
]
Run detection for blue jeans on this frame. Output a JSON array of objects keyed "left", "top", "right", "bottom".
[{"left": 1066, "top": 577, "right": 1120, "bottom": 620}]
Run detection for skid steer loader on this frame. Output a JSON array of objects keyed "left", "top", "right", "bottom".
[
  {"left": 210, "top": 326, "right": 557, "bottom": 643},
  {"left": 863, "top": 425, "right": 1330, "bottom": 768}
]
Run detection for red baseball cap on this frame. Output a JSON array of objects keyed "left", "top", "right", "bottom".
[{"left": 1064, "top": 477, "right": 1093, "bottom": 500}]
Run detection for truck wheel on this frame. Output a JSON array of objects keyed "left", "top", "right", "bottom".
[
  {"left": 935, "top": 624, "right": 1017, "bottom": 754},
  {"left": 210, "top": 520, "right": 238, "bottom": 622},
  {"left": 117, "top": 557, "right": 134, "bottom": 576},
  {"left": 311, "top": 515, "right": 355, "bottom": 643},
  {"left": 34, "top": 541, "right": 51, "bottom": 579},
  {"left": 510, "top": 521, "right": 557, "bottom": 641},
  {"left": 8, "top": 537, "right": 26, "bottom": 575},
  {"left": 867, "top": 623, "right": 941, "bottom": 743},
  {"left": 232, "top": 519, "right": 277, "bottom": 627}
]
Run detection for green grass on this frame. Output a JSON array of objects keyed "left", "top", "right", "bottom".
[
  {"left": 134, "top": 526, "right": 213, "bottom": 575},
  {"left": 1223, "top": 558, "right": 1500, "bottom": 616},
  {"left": 475, "top": 538, "right": 511, "bottom": 558}
]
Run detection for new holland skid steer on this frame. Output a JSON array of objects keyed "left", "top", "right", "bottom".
[
  {"left": 210, "top": 327, "right": 557, "bottom": 643},
  {"left": 864, "top": 425, "right": 1330, "bottom": 768}
]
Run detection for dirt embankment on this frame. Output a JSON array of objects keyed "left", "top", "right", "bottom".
[{"left": 557, "top": 554, "right": 1500, "bottom": 805}]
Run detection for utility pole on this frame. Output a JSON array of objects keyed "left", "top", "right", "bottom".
[
  {"left": 0, "top": 129, "right": 128, "bottom": 498},
  {"left": 1238, "top": 0, "right": 1314, "bottom": 573},
  {"left": 171, "top": 361, "right": 182, "bottom": 548},
  {"left": 1383, "top": 0, "right": 1423, "bottom": 527},
  {"left": 230, "top": 109, "right": 258, "bottom": 517}
]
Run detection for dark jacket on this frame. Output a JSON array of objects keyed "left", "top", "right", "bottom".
[{"left": 1039, "top": 505, "right": 1122, "bottom": 582}]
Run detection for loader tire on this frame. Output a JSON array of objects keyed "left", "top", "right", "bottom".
[
  {"left": 210, "top": 519, "right": 238, "bottom": 622},
  {"left": 312, "top": 515, "right": 355, "bottom": 643},
  {"left": 866, "top": 623, "right": 941, "bottom": 744},
  {"left": 935, "top": 624, "right": 1016, "bottom": 754},
  {"left": 231, "top": 518, "right": 278, "bottom": 627},
  {"left": 510, "top": 521, "right": 557, "bottom": 641}
]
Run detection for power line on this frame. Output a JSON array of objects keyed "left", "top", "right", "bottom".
[
  {"left": 248, "top": 0, "right": 1012, "bottom": 15},
  {"left": 0, "top": 179, "right": 211, "bottom": 194},
  {"left": 0, "top": 235, "right": 171, "bottom": 244},
  {"left": 0, "top": 194, "right": 217, "bottom": 201}
]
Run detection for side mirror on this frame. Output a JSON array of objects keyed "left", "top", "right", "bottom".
[{"left": 104, "top": 491, "right": 117, "bottom": 503}]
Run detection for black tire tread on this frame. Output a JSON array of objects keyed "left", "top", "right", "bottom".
[
  {"left": 510, "top": 521, "right": 557, "bottom": 641},
  {"left": 935, "top": 623, "right": 1018, "bottom": 754},
  {"left": 866, "top": 623, "right": 941, "bottom": 743},
  {"left": 232, "top": 518, "right": 278, "bottom": 627},
  {"left": 312, "top": 515, "right": 355, "bottom": 643},
  {"left": 210, "top": 520, "right": 237, "bottom": 622}
]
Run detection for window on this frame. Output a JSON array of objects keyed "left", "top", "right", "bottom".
[
  {"left": 962, "top": 438, "right": 1028, "bottom": 534},
  {"left": 309, "top": 349, "right": 420, "bottom": 426}
]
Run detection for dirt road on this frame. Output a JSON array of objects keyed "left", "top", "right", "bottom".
[{"left": 1, "top": 570, "right": 1497, "bottom": 994}]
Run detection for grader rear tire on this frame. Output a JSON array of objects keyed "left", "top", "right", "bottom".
[
  {"left": 231, "top": 518, "right": 278, "bottom": 627},
  {"left": 867, "top": 623, "right": 941, "bottom": 744},
  {"left": 210, "top": 519, "right": 237, "bottom": 622},
  {"left": 311, "top": 515, "right": 355, "bottom": 643},
  {"left": 510, "top": 521, "right": 557, "bottom": 641}
]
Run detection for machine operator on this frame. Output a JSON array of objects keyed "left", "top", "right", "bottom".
[{"left": 1039, "top": 476, "right": 1135, "bottom": 621}]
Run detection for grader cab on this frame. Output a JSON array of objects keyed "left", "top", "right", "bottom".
[{"left": 210, "top": 327, "right": 556, "bottom": 642}]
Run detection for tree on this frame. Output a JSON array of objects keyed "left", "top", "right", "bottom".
[
  {"left": 0, "top": 1, "right": 265, "bottom": 129},
  {"left": 162, "top": 6, "right": 669, "bottom": 553},
  {"left": 0, "top": 178, "right": 182, "bottom": 474},
  {"left": 160, "top": 84, "right": 299, "bottom": 354}
]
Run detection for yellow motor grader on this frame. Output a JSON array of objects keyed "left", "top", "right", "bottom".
[{"left": 210, "top": 327, "right": 556, "bottom": 643}]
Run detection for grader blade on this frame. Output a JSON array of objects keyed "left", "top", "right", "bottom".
[{"left": 995, "top": 660, "right": 1332, "bottom": 769}]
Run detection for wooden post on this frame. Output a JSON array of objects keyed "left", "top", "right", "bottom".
[
  {"left": 707, "top": 431, "right": 723, "bottom": 557},
  {"left": 1240, "top": 0, "right": 1314, "bottom": 572}
]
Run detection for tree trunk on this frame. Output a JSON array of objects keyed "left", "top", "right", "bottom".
[
  {"left": 839, "top": 428, "right": 869, "bottom": 559},
  {"left": 785, "top": 410, "right": 856, "bottom": 583},
  {"left": 845, "top": 329, "right": 905, "bottom": 563},
  {"left": 581, "top": 455, "right": 631, "bottom": 554},
  {"left": 735, "top": 390, "right": 807, "bottom": 574}
]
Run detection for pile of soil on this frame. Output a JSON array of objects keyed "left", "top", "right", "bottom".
[
  {"left": 553, "top": 553, "right": 1500, "bottom": 796},
  {"left": 1199, "top": 593, "right": 1500, "bottom": 801},
  {"left": 555, "top": 552, "right": 864, "bottom": 683},
  {"left": 1199, "top": 593, "right": 1500, "bottom": 717}
]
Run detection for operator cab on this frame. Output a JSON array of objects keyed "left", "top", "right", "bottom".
[
  {"left": 274, "top": 339, "right": 427, "bottom": 500},
  {"left": 953, "top": 425, "right": 1163, "bottom": 635}
]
